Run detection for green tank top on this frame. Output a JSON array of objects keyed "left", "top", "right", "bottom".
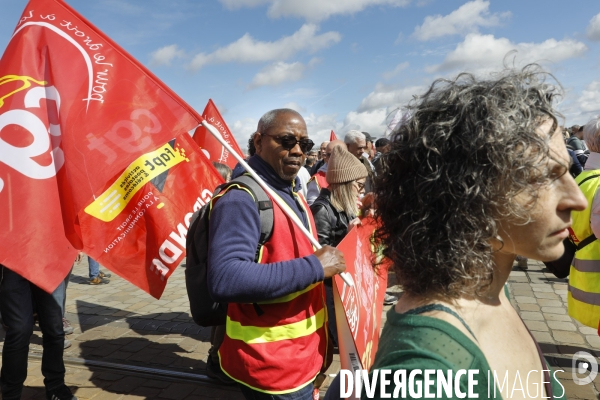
[{"left": 362, "top": 307, "right": 566, "bottom": 399}]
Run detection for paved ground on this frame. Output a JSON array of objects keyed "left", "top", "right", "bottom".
[
  {"left": 0, "top": 257, "right": 598, "bottom": 399},
  {"left": 503, "top": 259, "right": 600, "bottom": 399}
]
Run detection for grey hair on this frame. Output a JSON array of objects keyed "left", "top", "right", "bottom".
[
  {"left": 344, "top": 130, "right": 366, "bottom": 145},
  {"left": 583, "top": 117, "right": 600, "bottom": 153},
  {"left": 257, "top": 108, "right": 301, "bottom": 134},
  {"left": 375, "top": 64, "right": 564, "bottom": 299}
]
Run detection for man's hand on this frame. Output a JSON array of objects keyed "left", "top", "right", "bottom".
[{"left": 314, "top": 245, "right": 347, "bottom": 279}]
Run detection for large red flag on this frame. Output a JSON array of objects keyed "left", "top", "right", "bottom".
[
  {"left": 193, "top": 99, "right": 244, "bottom": 170},
  {"left": 0, "top": 0, "right": 220, "bottom": 296},
  {"left": 330, "top": 130, "right": 338, "bottom": 141}
]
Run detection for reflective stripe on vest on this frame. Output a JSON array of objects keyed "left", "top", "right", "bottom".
[
  {"left": 572, "top": 258, "right": 600, "bottom": 273},
  {"left": 218, "top": 186, "right": 327, "bottom": 393},
  {"left": 226, "top": 307, "right": 326, "bottom": 344},
  {"left": 569, "top": 285, "right": 600, "bottom": 306},
  {"left": 568, "top": 169, "right": 600, "bottom": 328}
]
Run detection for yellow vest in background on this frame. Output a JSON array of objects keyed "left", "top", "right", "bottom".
[{"left": 568, "top": 170, "right": 600, "bottom": 329}]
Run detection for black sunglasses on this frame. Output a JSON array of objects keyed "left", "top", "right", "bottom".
[{"left": 261, "top": 133, "right": 314, "bottom": 153}]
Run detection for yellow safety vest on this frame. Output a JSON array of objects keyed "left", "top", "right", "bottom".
[{"left": 568, "top": 169, "right": 600, "bottom": 329}]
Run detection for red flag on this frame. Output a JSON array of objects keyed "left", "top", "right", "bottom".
[
  {"left": 334, "top": 219, "right": 388, "bottom": 371},
  {"left": 79, "top": 134, "right": 223, "bottom": 298},
  {"left": 193, "top": 99, "right": 244, "bottom": 169},
  {"left": 0, "top": 0, "right": 216, "bottom": 296},
  {"left": 329, "top": 130, "right": 338, "bottom": 141}
]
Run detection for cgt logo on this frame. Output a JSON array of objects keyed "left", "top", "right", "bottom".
[
  {"left": 0, "top": 75, "right": 64, "bottom": 191},
  {"left": 572, "top": 351, "right": 598, "bottom": 385}
]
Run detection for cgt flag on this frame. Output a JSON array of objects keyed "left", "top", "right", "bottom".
[
  {"left": 79, "top": 134, "right": 223, "bottom": 298},
  {"left": 193, "top": 99, "right": 244, "bottom": 170},
  {"left": 329, "top": 130, "right": 338, "bottom": 141},
  {"left": 0, "top": 0, "right": 221, "bottom": 297}
]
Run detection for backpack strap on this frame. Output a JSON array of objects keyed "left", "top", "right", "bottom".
[{"left": 228, "top": 174, "right": 274, "bottom": 247}]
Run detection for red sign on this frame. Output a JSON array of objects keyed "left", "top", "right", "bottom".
[
  {"left": 193, "top": 99, "right": 244, "bottom": 170},
  {"left": 0, "top": 0, "right": 211, "bottom": 295},
  {"left": 334, "top": 219, "right": 388, "bottom": 372},
  {"left": 330, "top": 130, "right": 338, "bottom": 141}
]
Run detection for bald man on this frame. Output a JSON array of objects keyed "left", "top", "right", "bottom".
[{"left": 206, "top": 109, "right": 346, "bottom": 399}]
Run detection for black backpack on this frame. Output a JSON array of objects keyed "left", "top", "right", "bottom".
[{"left": 185, "top": 174, "right": 274, "bottom": 327}]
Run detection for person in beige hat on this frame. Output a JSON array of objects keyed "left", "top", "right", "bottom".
[{"left": 309, "top": 145, "right": 367, "bottom": 346}]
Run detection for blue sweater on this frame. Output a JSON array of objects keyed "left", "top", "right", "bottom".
[{"left": 207, "top": 155, "right": 324, "bottom": 303}]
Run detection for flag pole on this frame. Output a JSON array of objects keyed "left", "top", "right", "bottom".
[{"left": 201, "top": 120, "right": 353, "bottom": 287}]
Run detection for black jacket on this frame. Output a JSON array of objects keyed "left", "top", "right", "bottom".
[{"left": 309, "top": 189, "right": 354, "bottom": 248}]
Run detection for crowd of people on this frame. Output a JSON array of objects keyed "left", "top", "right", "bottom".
[{"left": 1, "top": 63, "right": 599, "bottom": 400}]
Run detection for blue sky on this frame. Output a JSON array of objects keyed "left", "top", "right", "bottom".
[{"left": 1, "top": 0, "right": 600, "bottom": 146}]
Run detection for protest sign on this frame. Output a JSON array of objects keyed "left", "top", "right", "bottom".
[
  {"left": 0, "top": 0, "right": 218, "bottom": 295},
  {"left": 334, "top": 219, "right": 388, "bottom": 376},
  {"left": 193, "top": 99, "right": 244, "bottom": 170}
]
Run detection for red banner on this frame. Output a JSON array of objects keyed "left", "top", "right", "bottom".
[
  {"left": 334, "top": 219, "right": 388, "bottom": 372},
  {"left": 330, "top": 130, "right": 338, "bottom": 141},
  {"left": 0, "top": 0, "right": 212, "bottom": 295},
  {"left": 79, "top": 134, "right": 223, "bottom": 298},
  {"left": 193, "top": 99, "right": 244, "bottom": 170}
]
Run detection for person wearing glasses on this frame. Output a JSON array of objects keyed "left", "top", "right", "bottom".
[
  {"left": 310, "top": 145, "right": 366, "bottom": 347},
  {"left": 207, "top": 108, "right": 347, "bottom": 400}
]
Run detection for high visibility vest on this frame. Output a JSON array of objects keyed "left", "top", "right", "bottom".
[
  {"left": 309, "top": 171, "right": 328, "bottom": 192},
  {"left": 216, "top": 186, "right": 328, "bottom": 394},
  {"left": 568, "top": 170, "right": 600, "bottom": 329}
]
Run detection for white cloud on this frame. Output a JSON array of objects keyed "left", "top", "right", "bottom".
[
  {"left": 283, "top": 102, "right": 306, "bottom": 113},
  {"left": 219, "top": 0, "right": 409, "bottom": 22},
  {"left": 427, "top": 33, "right": 587, "bottom": 74},
  {"left": 587, "top": 13, "right": 600, "bottom": 41},
  {"left": 247, "top": 57, "right": 321, "bottom": 89},
  {"left": 341, "top": 109, "right": 388, "bottom": 136},
  {"left": 248, "top": 61, "right": 306, "bottom": 89},
  {"left": 412, "top": 0, "right": 510, "bottom": 41},
  {"left": 231, "top": 118, "right": 258, "bottom": 149},
  {"left": 578, "top": 80, "right": 600, "bottom": 114},
  {"left": 188, "top": 24, "right": 340, "bottom": 70},
  {"left": 149, "top": 44, "right": 185, "bottom": 66},
  {"left": 304, "top": 112, "right": 343, "bottom": 143},
  {"left": 357, "top": 83, "right": 424, "bottom": 112},
  {"left": 382, "top": 62, "right": 409, "bottom": 79}
]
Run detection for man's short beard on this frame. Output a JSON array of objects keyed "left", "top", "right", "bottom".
[{"left": 279, "top": 172, "right": 297, "bottom": 181}]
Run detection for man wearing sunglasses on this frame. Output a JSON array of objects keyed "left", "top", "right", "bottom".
[{"left": 207, "top": 108, "right": 347, "bottom": 400}]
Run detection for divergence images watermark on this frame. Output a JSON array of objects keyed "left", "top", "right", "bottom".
[{"left": 573, "top": 351, "right": 598, "bottom": 386}]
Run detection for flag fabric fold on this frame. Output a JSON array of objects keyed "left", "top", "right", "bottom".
[
  {"left": 0, "top": 0, "right": 222, "bottom": 297},
  {"left": 193, "top": 99, "right": 244, "bottom": 170}
]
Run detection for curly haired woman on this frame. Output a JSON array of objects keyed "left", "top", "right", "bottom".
[
  {"left": 366, "top": 65, "right": 588, "bottom": 399},
  {"left": 326, "top": 65, "right": 587, "bottom": 399}
]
